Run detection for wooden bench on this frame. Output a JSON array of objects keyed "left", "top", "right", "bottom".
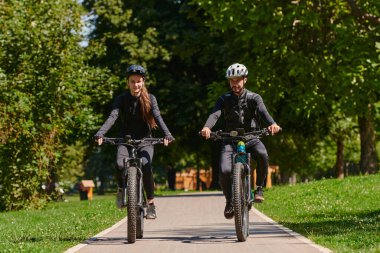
[
  {"left": 175, "top": 165, "right": 279, "bottom": 190},
  {"left": 175, "top": 168, "right": 212, "bottom": 191}
]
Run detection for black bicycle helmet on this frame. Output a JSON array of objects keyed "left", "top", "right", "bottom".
[{"left": 127, "top": 64, "right": 146, "bottom": 78}]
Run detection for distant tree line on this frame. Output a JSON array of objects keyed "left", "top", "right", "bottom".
[{"left": 0, "top": 0, "right": 378, "bottom": 211}]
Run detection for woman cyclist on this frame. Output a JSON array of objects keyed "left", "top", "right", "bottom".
[{"left": 95, "top": 64, "right": 174, "bottom": 219}]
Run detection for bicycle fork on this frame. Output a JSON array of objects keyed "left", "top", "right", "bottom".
[
  {"left": 245, "top": 153, "right": 253, "bottom": 206},
  {"left": 122, "top": 150, "right": 144, "bottom": 208},
  {"left": 122, "top": 145, "right": 144, "bottom": 203}
]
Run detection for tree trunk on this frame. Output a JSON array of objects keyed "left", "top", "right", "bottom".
[
  {"left": 336, "top": 137, "right": 345, "bottom": 179},
  {"left": 358, "top": 116, "right": 378, "bottom": 174}
]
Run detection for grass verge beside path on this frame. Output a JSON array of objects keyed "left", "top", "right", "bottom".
[
  {"left": 0, "top": 190, "right": 184, "bottom": 252},
  {"left": 1, "top": 177, "right": 378, "bottom": 253},
  {"left": 255, "top": 173, "right": 380, "bottom": 253},
  {"left": 0, "top": 194, "right": 124, "bottom": 253}
]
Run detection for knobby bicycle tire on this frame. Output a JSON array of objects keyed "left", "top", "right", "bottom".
[
  {"left": 233, "top": 162, "right": 249, "bottom": 242},
  {"left": 127, "top": 166, "right": 138, "bottom": 243}
]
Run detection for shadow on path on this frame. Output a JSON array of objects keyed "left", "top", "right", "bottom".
[
  {"left": 82, "top": 221, "right": 292, "bottom": 245},
  {"left": 157, "top": 192, "right": 224, "bottom": 198}
]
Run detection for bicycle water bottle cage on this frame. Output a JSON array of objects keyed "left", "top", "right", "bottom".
[{"left": 236, "top": 153, "right": 248, "bottom": 163}]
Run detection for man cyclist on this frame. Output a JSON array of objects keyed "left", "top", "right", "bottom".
[
  {"left": 95, "top": 64, "right": 174, "bottom": 219},
  {"left": 200, "top": 63, "right": 281, "bottom": 219}
]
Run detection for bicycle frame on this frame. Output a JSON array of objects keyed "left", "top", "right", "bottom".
[
  {"left": 203, "top": 128, "right": 269, "bottom": 242},
  {"left": 101, "top": 136, "right": 165, "bottom": 243}
]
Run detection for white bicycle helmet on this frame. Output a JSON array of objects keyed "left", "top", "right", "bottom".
[{"left": 225, "top": 63, "right": 248, "bottom": 78}]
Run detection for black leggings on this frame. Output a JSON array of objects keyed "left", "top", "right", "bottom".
[
  {"left": 219, "top": 140, "right": 269, "bottom": 202},
  {"left": 115, "top": 144, "right": 155, "bottom": 200}
]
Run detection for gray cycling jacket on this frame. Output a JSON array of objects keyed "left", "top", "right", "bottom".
[
  {"left": 96, "top": 92, "right": 172, "bottom": 139},
  {"left": 204, "top": 88, "right": 275, "bottom": 131}
]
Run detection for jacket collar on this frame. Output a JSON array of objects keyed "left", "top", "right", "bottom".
[{"left": 231, "top": 88, "right": 247, "bottom": 100}]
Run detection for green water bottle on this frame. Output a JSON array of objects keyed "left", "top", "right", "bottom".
[{"left": 237, "top": 141, "right": 246, "bottom": 154}]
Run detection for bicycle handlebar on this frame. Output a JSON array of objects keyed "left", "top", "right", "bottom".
[
  {"left": 101, "top": 136, "right": 165, "bottom": 146},
  {"left": 204, "top": 128, "right": 270, "bottom": 142}
]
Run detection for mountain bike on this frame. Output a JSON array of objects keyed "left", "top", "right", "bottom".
[
  {"left": 206, "top": 128, "right": 270, "bottom": 242},
  {"left": 102, "top": 136, "right": 164, "bottom": 243}
]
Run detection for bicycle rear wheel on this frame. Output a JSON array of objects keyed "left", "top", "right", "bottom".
[
  {"left": 136, "top": 207, "right": 144, "bottom": 239},
  {"left": 127, "top": 166, "right": 138, "bottom": 243},
  {"left": 136, "top": 177, "right": 144, "bottom": 239},
  {"left": 233, "top": 162, "right": 249, "bottom": 242}
]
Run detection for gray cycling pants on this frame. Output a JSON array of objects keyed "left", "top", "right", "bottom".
[
  {"left": 115, "top": 144, "right": 155, "bottom": 200},
  {"left": 220, "top": 140, "right": 269, "bottom": 202}
]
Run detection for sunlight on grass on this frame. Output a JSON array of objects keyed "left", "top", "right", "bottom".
[
  {"left": 0, "top": 194, "right": 125, "bottom": 252},
  {"left": 0, "top": 175, "right": 378, "bottom": 252},
  {"left": 0, "top": 190, "right": 188, "bottom": 252},
  {"left": 255, "top": 174, "right": 380, "bottom": 253}
]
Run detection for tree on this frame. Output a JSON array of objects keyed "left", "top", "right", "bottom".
[
  {"left": 191, "top": 0, "right": 379, "bottom": 177},
  {"left": 0, "top": 0, "right": 112, "bottom": 210},
  {"left": 82, "top": 0, "right": 229, "bottom": 188},
  {"left": 330, "top": 0, "right": 379, "bottom": 173}
]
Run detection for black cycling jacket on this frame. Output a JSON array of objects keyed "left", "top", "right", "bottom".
[
  {"left": 204, "top": 88, "right": 275, "bottom": 131},
  {"left": 96, "top": 92, "right": 172, "bottom": 139}
]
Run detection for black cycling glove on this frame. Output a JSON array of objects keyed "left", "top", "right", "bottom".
[
  {"left": 164, "top": 135, "right": 175, "bottom": 142},
  {"left": 94, "top": 133, "right": 104, "bottom": 141}
]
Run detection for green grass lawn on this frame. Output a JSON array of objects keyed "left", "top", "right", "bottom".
[
  {"left": 0, "top": 189, "right": 187, "bottom": 252},
  {"left": 0, "top": 194, "right": 125, "bottom": 252},
  {"left": 255, "top": 173, "right": 380, "bottom": 253}
]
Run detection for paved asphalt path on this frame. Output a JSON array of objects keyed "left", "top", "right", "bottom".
[{"left": 66, "top": 192, "right": 331, "bottom": 253}]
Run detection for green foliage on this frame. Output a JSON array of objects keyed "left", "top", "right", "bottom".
[
  {"left": 83, "top": 0, "right": 170, "bottom": 80},
  {"left": 1, "top": 0, "right": 378, "bottom": 211},
  {"left": 308, "top": 133, "right": 361, "bottom": 177},
  {"left": 83, "top": 0, "right": 228, "bottom": 172},
  {"left": 191, "top": 0, "right": 379, "bottom": 175},
  {"left": 84, "top": 0, "right": 378, "bottom": 179},
  {"left": 84, "top": 144, "right": 117, "bottom": 193},
  {"left": 58, "top": 142, "right": 86, "bottom": 190},
  {"left": 0, "top": 0, "right": 113, "bottom": 210},
  {"left": 256, "top": 174, "right": 380, "bottom": 253}
]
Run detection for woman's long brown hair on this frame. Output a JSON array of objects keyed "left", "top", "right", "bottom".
[{"left": 140, "top": 85, "right": 158, "bottom": 129}]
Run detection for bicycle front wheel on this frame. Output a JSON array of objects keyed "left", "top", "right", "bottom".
[
  {"left": 233, "top": 162, "right": 249, "bottom": 242},
  {"left": 127, "top": 166, "right": 138, "bottom": 243}
]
